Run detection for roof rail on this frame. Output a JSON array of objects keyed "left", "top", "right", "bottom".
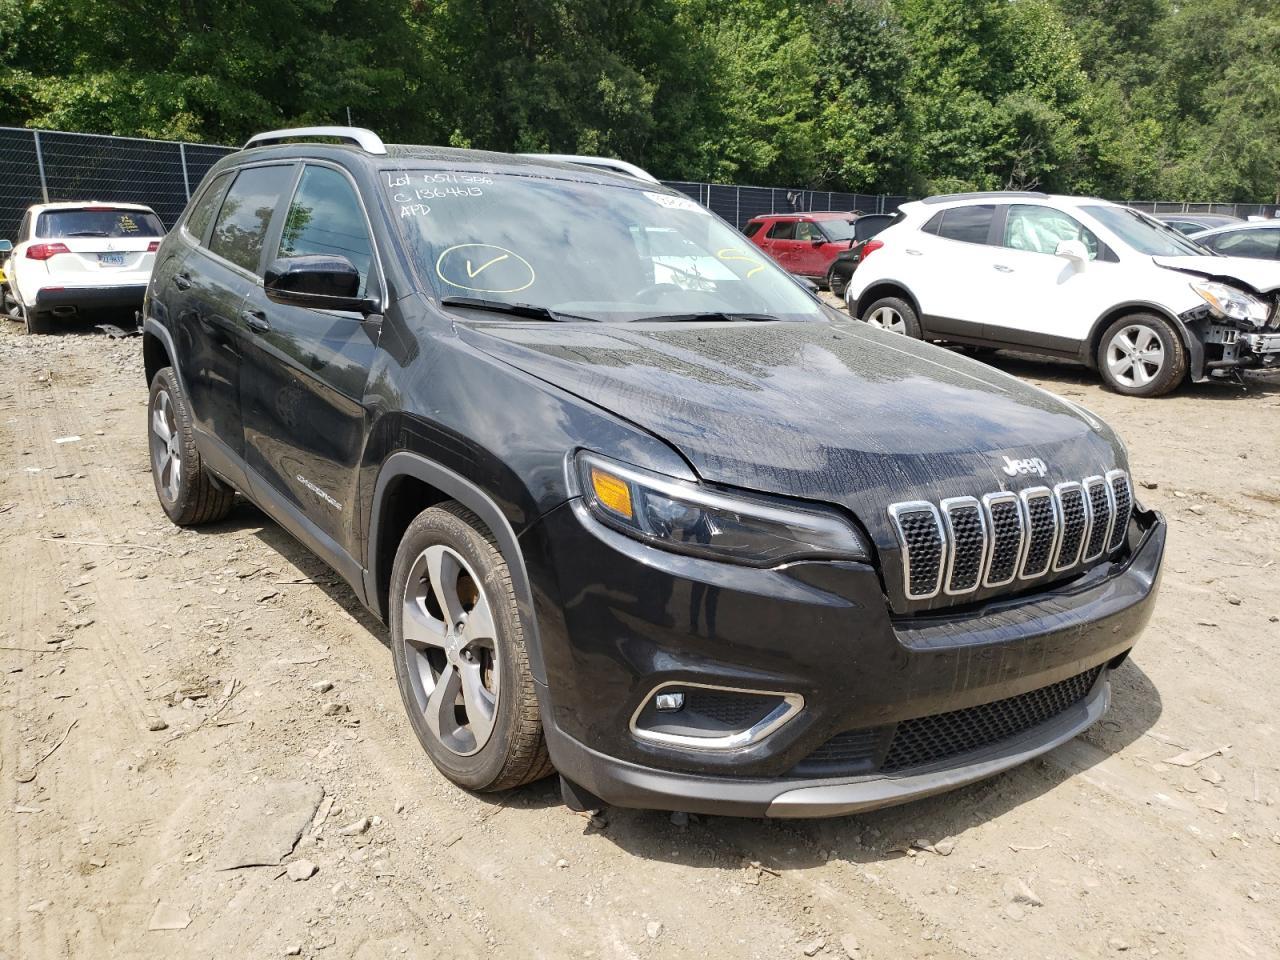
[
  {"left": 920, "top": 190, "right": 1049, "bottom": 205},
  {"left": 522, "top": 153, "right": 659, "bottom": 183},
  {"left": 243, "top": 126, "right": 387, "bottom": 155}
]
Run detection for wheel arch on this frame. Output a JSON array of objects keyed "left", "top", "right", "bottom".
[
  {"left": 854, "top": 281, "right": 921, "bottom": 322},
  {"left": 365, "top": 451, "right": 547, "bottom": 684},
  {"left": 1085, "top": 301, "right": 1200, "bottom": 376},
  {"left": 142, "top": 317, "right": 185, "bottom": 390}
]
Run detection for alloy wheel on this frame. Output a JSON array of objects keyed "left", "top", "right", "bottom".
[
  {"left": 149, "top": 388, "right": 182, "bottom": 502},
  {"left": 401, "top": 545, "right": 500, "bottom": 757},
  {"left": 866, "top": 305, "right": 906, "bottom": 334},
  {"left": 1105, "top": 323, "right": 1165, "bottom": 389}
]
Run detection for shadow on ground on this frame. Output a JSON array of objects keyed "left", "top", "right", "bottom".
[
  {"left": 189, "top": 466, "right": 1165, "bottom": 862},
  {"left": 977, "top": 349, "right": 1280, "bottom": 401}
]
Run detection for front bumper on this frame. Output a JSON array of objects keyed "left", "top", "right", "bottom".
[
  {"left": 1182, "top": 308, "right": 1280, "bottom": 379},
  {"left": 523, "top": 498, "right": 1165, "bottom": 817},
  {"left": 33, "top": 283, "right": 148, "bottom": 313}
]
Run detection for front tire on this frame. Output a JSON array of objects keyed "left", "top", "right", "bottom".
[
  {"left": 859, "top": 295, "right": 922, "bottom": 338},
  {"left": 1097, "top": 313, "right": 1187, "bottom": 397},
  {"left": 390, "top": 503, "right": 552, "bottom": 792},
  {"left": 148, "top": 367, "right": 235, "bottom": 525}
]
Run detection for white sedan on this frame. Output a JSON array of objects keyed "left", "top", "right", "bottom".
[{"left": 2, "top": 201, "right": 164, "bottom": 334}]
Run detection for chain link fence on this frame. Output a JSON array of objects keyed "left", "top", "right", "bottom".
[
  {"left": 1125, "top": 199, "right": 1278, "bottom": 219},
  {"left": 2, "top": 126, "right": 1276, "bottom": 245},
  {"left": 662, "top": 181, "right": 908, "bottom": 227},
  {"left": 0, "top": 127, "right": 235, "bottom": 242}
]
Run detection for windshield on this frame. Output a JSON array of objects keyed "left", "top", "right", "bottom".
[
  {"left": 386, "top": 171, "right": 824, "bottom": 322},
  {"left": 1083, "top": 205, "right": 1210, "bottom": 257},
  {"left": 818, "top": 219, "right": 856, "bottom": 242},
  {"left": 37, "top": 209, "right": 164, "bottom": 238}
]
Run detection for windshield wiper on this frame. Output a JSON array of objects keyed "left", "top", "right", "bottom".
[
  {"left": 631, "top": 311, "right": 779, "bottom": 323},
  {"left": 67, "top": 231, "right": 109, "bottom": 237},
  {"left": 440, "top": 296, "right": 596, "bottom": 323}
]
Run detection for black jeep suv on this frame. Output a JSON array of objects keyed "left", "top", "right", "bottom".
[{"left": 142, "top": 127, "right": 1165, "bottom": 818}]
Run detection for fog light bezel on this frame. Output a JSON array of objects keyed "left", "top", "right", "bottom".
[{"left": 629, "top": 681, "right": 804, "bottom": 751}]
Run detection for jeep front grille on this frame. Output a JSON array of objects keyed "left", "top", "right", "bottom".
[{"left": 889, "top": 471, "right": 1131, "bottom": 602}]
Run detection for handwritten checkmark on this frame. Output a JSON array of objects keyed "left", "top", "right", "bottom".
[{"left": 466, "top": 253, "right": 509, "bottom": 278}]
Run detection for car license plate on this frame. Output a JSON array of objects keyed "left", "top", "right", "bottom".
[{"left": 97, "top": 253, "right": 126, "bottom": 267}]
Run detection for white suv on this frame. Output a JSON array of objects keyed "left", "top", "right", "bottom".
[
  {"left": 2, "top": 202, "right": 164, "bottom": 334},
  {"left": 843, "top": 192, "right": 1280, "bottom": 396}
]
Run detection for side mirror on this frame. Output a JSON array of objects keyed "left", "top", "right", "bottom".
[
  {"left": 1056, "top": 239, "right": 1089, "bottom": 262},
  {"left": 798, "top": 276, "right": 820, "bottom": 295},
  {"left": 0, "top": 239, "right": 12, "bottom": 254},
  {"left": 264, "top": 255, "right": 374, "bottom": 313},
  {"left": 811, "top": 236, "right": 825, "bottom": 246}
]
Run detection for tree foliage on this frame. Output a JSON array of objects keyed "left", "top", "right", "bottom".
[{"left": 0, "top": 0, "right": 1276, "bottom": 200}]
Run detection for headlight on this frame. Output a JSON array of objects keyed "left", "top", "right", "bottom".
[
  {"left": 1190, "top": 280, "right": 1268, "bottom": 326},
  {"left": 575, "top": 452, "right": 871, "bottom": 566}
]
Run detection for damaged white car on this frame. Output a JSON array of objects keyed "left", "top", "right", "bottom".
[{"left": 843, "top": 193, "right": 1280, "bottom": 397}]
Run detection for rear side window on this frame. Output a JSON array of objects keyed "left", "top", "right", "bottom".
[
  {"left": 1204, "top": 228, "right": 1280, "bottom": 260},
  {"left": 742, "top": 221, "right": 763, "bottom": 237},
  {"left": 923, "top": 205, "right": 995, "bottom": 245},
  {"left": 184, "top": 172, "right": 231, "bottom": 244},
  {"left": 277, "top": 165, "right": 375, "bottom": 295},
  {"left": 208, "top": 164, "right": 296, "bottom": 273},
  {"left": 767, "top": 220, "right": 796, "bottom": 240},
  {"left": 37, "top": 208, "right": 164, "bottom": 238}
]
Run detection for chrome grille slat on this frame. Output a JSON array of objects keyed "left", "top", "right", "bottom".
[
  {"left": 889, "top": 471, "right": 1131, "bottom": 605},
  {"left": 940, "top": 497, "right": 987, "bottom": 595},
  {"left": 888, "top": 502, "right": 946, "bottom": 600},
  {"left": 982, "top": 491, "right": 1026, "bottom": 588},
  {"left": 1082, "top": 475, "right": 1113, "bottom": 562},
  {"left": 1106, "top": 470, "right": 1132, "bottom": 551},
  {"left": 1053, "top": 481, "right": 1087, "bottom": 571},
  {"left": 1018, "top": 487, "right": 1059, "bottom": 580}
]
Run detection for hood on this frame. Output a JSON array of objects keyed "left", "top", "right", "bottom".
[
  {"left": 460, "top": 320, "right": 1123, "bottom": 552},
  {"left": 1153, "top": 255, "right": 1280, "bottom": 295}
]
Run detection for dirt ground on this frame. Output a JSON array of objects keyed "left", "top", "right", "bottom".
[{"left": 1, "top": 314, "right": 1279, "bottom": 960}]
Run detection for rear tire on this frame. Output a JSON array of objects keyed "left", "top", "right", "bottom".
[
  {"left": 1096, "top": 313, "right": 1187, "bottom": 397},
  {"left": 390, "top": 502, "right": 553, "bottom": 793},
  {"left": 3, "top": 284, "right": 23, "bottom": 323},
  {"left": 859, "top": 295, "right": 922, "bottom": 338},
  {"left": 148, "top": 367, "right": 235, "bottom": 525},
  {"left": 827, "top": 265, "right": 845, "bottom": 298},
  {"left": 21, "top": 298, "right": 51, "bottom": 335}
]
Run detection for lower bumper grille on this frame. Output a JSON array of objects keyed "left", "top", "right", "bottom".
[
  {"left": 881, "top": 666, "right": 1103, "bottom": 771},
  {"left": 797, "top": 666, "right": 1104, "bottom": 776}
]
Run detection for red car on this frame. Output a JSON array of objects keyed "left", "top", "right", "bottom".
[{"left": 743, "top": 212, "right": 858, "bottom": 286}]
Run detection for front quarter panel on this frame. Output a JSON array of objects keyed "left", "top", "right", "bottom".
[{"left": 358, "top": 302, "right": 693, "bottom": 608}]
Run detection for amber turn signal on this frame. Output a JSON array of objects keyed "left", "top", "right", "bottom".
[{"left": 590, "top": 466, "right": 633, "bottom": 519}]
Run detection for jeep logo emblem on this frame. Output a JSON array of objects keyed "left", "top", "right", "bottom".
[{"left": 1001, "top": 456, "right": 1047, "bottom": 478}]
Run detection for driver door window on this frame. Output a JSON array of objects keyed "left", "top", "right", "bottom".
[
  {"left": 1004, "top": 205, "right": 1100, "bottom": 260},
  {"left": 277, "top": 165, "right": 375, "bottom": 295}
]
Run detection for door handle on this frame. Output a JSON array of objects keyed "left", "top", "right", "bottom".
[
  {"left": 993, "top": 264, "right": 1014, "bottom": 273},
  {"left": 172, "top": 273, "right": 192, "bottom": 290},
  {"left": 241, "top": 309, "right": 270, "bottom": 333},
  {"left": 905, "top": 248, "right": 923, "bottom": 256}
]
